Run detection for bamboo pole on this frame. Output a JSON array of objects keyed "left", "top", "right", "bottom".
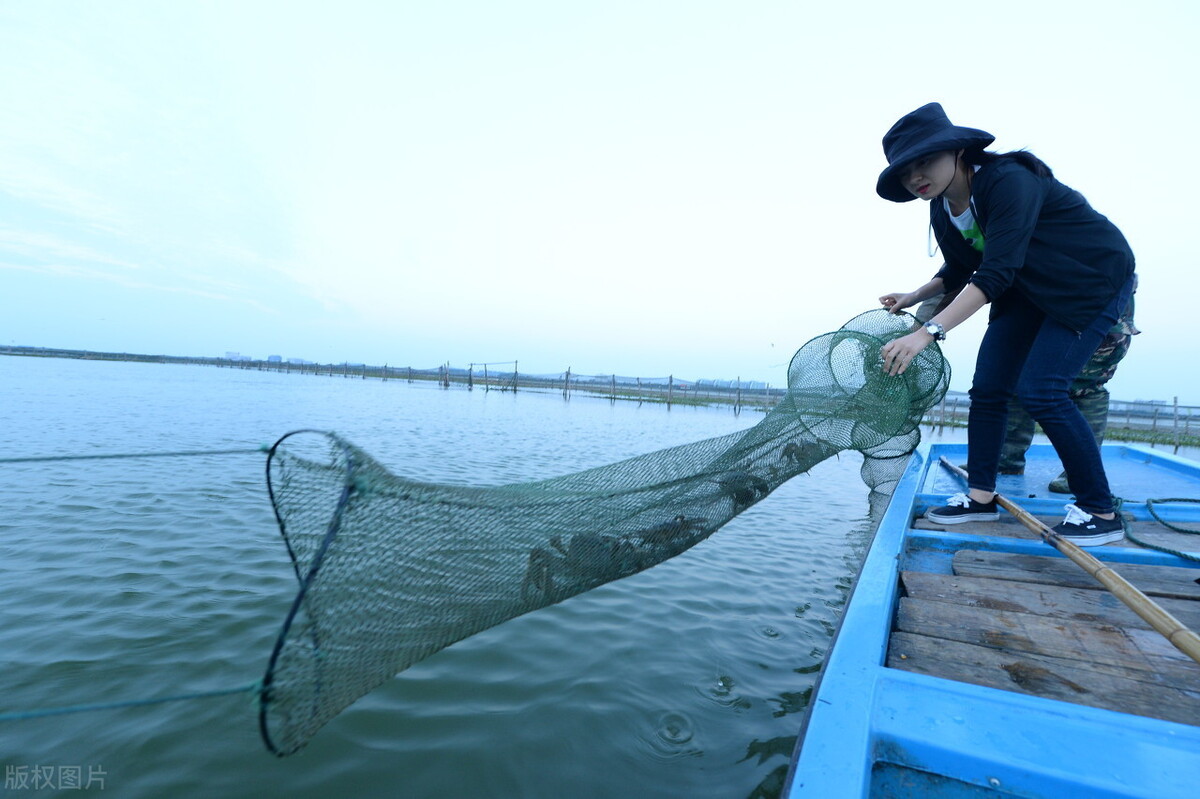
[{"left": 938, "top": 457, "right": 1200, "bottom": 665}]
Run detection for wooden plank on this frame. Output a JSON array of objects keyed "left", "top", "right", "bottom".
[
  {"left": 896, "top": 597, "right": 1200, "bottom": 686},
  {"left": 914, "top": 516, "right": 1040, "bottom": 540},
  {"left": 901, "top": 571, "right": 1200, "bottom": 632},
  {"left": 951, "top": 550, "right": 1200, "bottom": 600},
  {"left": 1120, "top": 524, "right": 1200, "bottom": 555},
  {"left": 888, "top": 631, "right": 1200, "bottom": 726}
]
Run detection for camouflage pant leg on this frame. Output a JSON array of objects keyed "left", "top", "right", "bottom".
[
  {"left": 999, "top": 400, "right": 1035, "bottom": 472},
  {"left": 999, "top": 331, "right": 1132, "bottom": 472}
]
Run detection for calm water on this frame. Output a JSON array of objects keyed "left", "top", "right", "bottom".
[{"left": 1, "top": 355, "right": 919, "bottom": 798}]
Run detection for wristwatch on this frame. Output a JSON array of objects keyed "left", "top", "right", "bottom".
[{"left": 923, "top": 321, "right": 947, "bottom": 341}]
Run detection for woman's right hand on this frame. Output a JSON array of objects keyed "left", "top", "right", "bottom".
[{"left": 879, "top": 292, "right": 917, "bottom": 314}]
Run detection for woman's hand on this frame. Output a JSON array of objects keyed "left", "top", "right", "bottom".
[
  {"left": 880, "top": 330, "right": 932, "bottom": 376},
  {"left": 879, "top": 292, "right": 917, "bottom": 314}
]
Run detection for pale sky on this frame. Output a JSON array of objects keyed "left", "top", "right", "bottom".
[{"left": 2, "top": 1, "right": 1196, "bottom": 402}]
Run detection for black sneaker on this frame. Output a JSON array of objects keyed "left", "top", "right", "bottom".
[
  {"left": 1051, "top": 504, "right": 1124, "bottom": 546},
  {"left": 925, "top": 493, "right": 999, "bottom": 524}
]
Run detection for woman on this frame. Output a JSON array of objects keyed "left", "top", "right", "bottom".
[{"left": 875, "top": 102, "right": 1136, "bottom": 546}]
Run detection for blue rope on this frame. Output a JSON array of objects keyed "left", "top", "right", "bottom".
[
  {"left": 0, "top": 682, "right": 261, "bottom": 722},
  {"left": 0, "top": 445, "right": 269, "bottom": 464},
  {"left": 1130, "top": 497, "right": 1200, "bottom": 563}
]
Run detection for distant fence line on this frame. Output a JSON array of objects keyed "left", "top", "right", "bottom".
[
  {"left": 208, "top": 356, "right": 790, "bottom": 412},
  {"left": 5, "top": 346, "right": 1196, "bottom": 443}
]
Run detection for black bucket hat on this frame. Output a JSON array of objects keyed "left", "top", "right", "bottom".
[{"left": 876, "top": 103, "right": 995, "bottom": 203}]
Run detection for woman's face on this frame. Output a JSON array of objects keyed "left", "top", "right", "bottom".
[{"left": 896, "top": 150, "right": 958, "bottom": 200}]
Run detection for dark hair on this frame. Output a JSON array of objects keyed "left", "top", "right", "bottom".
[{"left": 963, "top": 148, "right": 1053, "bottom": 179}]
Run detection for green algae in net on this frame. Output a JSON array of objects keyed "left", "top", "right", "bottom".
[{"left": 258, "top": 309, "right": 949, "bottom": 755}]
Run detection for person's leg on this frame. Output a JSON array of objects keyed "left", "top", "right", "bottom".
[
  {"left": 1049, "top": 329, "right": 1133, "bottom": 493},
  {"left": 1018, "top": 277, "right": 1135, "bottom": 515},
  {"left": 999, "top": 399, "right": 1035, "bottom": 474},
  {"left": 964, "top": 298, "right": 1043, "bottom": 498},
  {"left": 926, "top": 296, "right": 1042, "bottom": 525}
]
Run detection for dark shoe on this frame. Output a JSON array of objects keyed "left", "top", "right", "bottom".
[
  {"left": 1048, "top": 472, "right": 1071, "bottom": 494},
  {"left": 1051, "top": 504, "right": 1124, "bottom": 546},
  {"left": 925, "top": 493, "right": 999, "bottom": 524}
]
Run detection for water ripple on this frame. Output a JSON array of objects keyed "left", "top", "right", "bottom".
[
  {"left": 0, "top": 356, "right": 875, "bottom": 799},
  {"left": 640, "top": 710, "right": 703, "bottom": 761}
]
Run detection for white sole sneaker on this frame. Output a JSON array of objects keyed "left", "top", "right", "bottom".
[
  {"left": 1054, "top": 529, "right": 1125, "bottom": 546},
  {"left": 925, "top": 511, "right": 1000, "bottom": 524}
]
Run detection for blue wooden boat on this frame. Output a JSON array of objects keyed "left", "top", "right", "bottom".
[{"left": 784, "top": 441, "right": 1200, "bottom": 798}]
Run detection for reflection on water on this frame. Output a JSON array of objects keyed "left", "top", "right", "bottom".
[{"left": 0, "top": 355, "right": 900, "bottom": 799}]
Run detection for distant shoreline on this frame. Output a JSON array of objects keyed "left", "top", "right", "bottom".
[
  {"left": 0, "top": 344, "right": 788, "bottom": 411},
  {"left": 3, "top": 345, "right": 1197, "bottom": 448}
]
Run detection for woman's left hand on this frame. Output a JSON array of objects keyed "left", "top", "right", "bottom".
[{"left": 880, "top": 331, "right": 932, "bottom": 376}]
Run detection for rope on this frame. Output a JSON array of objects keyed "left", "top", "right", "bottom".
[
  {"left": 0, "top": 446, "right": 269, "bottom": 465},
  {"left": 1113, "top": 494, "right": 1200, "bottom": 563},
  {"left": 0, "top": 443, "right": 271, "bottom": 723},
  {"left": 0, "top": 682, "right": 261, "bottom": 722}
]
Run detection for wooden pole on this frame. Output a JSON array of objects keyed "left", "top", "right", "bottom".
[
  {"left": 1173, "top": 397, "right": 1180, "bottom": 453},
  {"left": 938, "top": 457, "right": 1200, "bottom": 665}
]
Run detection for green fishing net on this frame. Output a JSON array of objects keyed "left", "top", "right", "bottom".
[{"left": 258, "top": 309, "right": 949, "bottom": 755}]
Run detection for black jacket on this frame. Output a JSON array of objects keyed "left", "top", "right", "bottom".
[{"left": 933, "top": 156, "right": 1135, "bottom": 332}]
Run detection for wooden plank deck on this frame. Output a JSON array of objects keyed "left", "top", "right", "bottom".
[{"left": 889, "top": 517, "right": 1200, "bottom": 726}]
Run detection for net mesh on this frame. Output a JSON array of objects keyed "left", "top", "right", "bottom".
[{"left": 257, "top": 310, "right": 949, "bottom": 755}]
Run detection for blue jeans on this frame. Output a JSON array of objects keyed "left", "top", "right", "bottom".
[{"left": 965, "top": 275, "right": 1136, "bottom": 513}]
